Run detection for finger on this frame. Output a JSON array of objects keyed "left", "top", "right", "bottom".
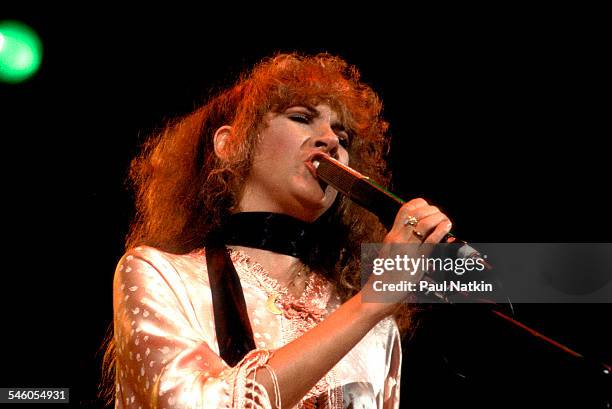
[
  {"left": 410, "top": 205, "right": 441, "bottom": 222},
  {"left": 415, "top": 212, "right": 449, "bottom": 236},
  {"left": 392, "top": 198, "right": 430, "bottom": 228},
  {"left": 383, "top": 229, "right": 424, "bottom": 245},
  {"left": 393, "top": 210, "right": 446, "bottom": 243},
  {"left": 424, "top": 220, "right": 453, "bottom": 244},
  {"left": 404, "top": 198, "right": 429, "bottom": 212}
]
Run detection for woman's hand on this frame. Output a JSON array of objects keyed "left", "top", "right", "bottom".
[
  {"left": 359, "top": 198, "right": 453, "bottom": 319},
  {"left": 384, "top": 198, "right": 452, "bottom": 246}
]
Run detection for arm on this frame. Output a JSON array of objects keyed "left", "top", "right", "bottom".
[{"left": 253, "top": 293, "right": 387, "bottom": 408}]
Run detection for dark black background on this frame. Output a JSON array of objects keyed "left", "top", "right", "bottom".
[{"left": 2, "top": 8, "right": 610, "bottom": 408}]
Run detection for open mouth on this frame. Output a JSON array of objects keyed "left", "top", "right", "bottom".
[{"left": 305, "top": 156, "right": 329, "bottom": 193}]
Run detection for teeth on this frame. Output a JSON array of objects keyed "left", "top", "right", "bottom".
[{"left": 312, "top": 160, "right": 320, "bottom": 169}]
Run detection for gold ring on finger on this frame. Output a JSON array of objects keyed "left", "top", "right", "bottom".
[{"left": 403, "top": 215, "right": 418, "bottom": 227}]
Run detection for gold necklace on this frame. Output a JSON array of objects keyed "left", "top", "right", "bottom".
[{"left": 265, "top": 264, "right": 310, "bottom": 315}]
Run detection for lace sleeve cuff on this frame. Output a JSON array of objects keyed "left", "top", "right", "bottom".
[{"left": 223, "top": 349, "right": 276, "bottom": 409}]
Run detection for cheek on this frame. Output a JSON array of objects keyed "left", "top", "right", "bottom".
[
  {"left": 263, "top": 147, "right": 294, "bottom": 171},
  {"left": 257, "top": 128, "right": 300, "bottom": 163}
]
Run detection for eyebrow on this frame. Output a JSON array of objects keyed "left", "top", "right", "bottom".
[{"left": 297, "top": 105, "right": 346, "bottom": 131}]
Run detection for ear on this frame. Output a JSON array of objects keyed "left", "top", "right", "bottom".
[{"left": 213, "top": 125, "right": 233, "bottom": 160}]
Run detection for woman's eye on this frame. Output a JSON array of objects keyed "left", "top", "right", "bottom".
[
  {"left": 338, "top": 132, "right": 351, "bottom": 148},
  {"left": 289, "top": 114, "right": 311, "bottom": 124}
]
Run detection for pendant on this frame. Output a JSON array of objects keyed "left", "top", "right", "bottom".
[{"left": 266, "top": 294, "right": 283, "bottom": 315}]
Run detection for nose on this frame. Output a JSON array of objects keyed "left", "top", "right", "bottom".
[{"left": 313, "top": 128, "right": 340, "bottom": 159}]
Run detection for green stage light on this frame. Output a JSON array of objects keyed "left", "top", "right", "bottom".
[{"left": 0, "top": 20, "right": 43, "bottom": 84}]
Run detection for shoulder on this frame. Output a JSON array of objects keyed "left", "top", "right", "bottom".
[
  {"left": 115, "top": 245, "right": 210, "bottom": 287},
  {"left": 118, "top": 245, "right": 203, "bottom": 266}
]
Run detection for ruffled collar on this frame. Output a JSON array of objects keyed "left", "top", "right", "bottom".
[{"left": 228, "top": 248, "right": 334, "bottom": 322}]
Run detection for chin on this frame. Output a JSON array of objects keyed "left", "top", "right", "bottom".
[
  {"left": 306, "top": 188, "right": 338, "bottom": 213},
  {"left": 289, "top": 178, "right": 338, "bottom": 216}
]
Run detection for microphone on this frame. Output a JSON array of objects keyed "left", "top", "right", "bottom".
[{"left": 312, "top": 154, "right": 491, "bottom": 271}]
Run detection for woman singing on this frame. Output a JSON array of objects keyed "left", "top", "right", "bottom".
[{"left": 105, "top": 52, "right": 452, "bottom": 408}]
